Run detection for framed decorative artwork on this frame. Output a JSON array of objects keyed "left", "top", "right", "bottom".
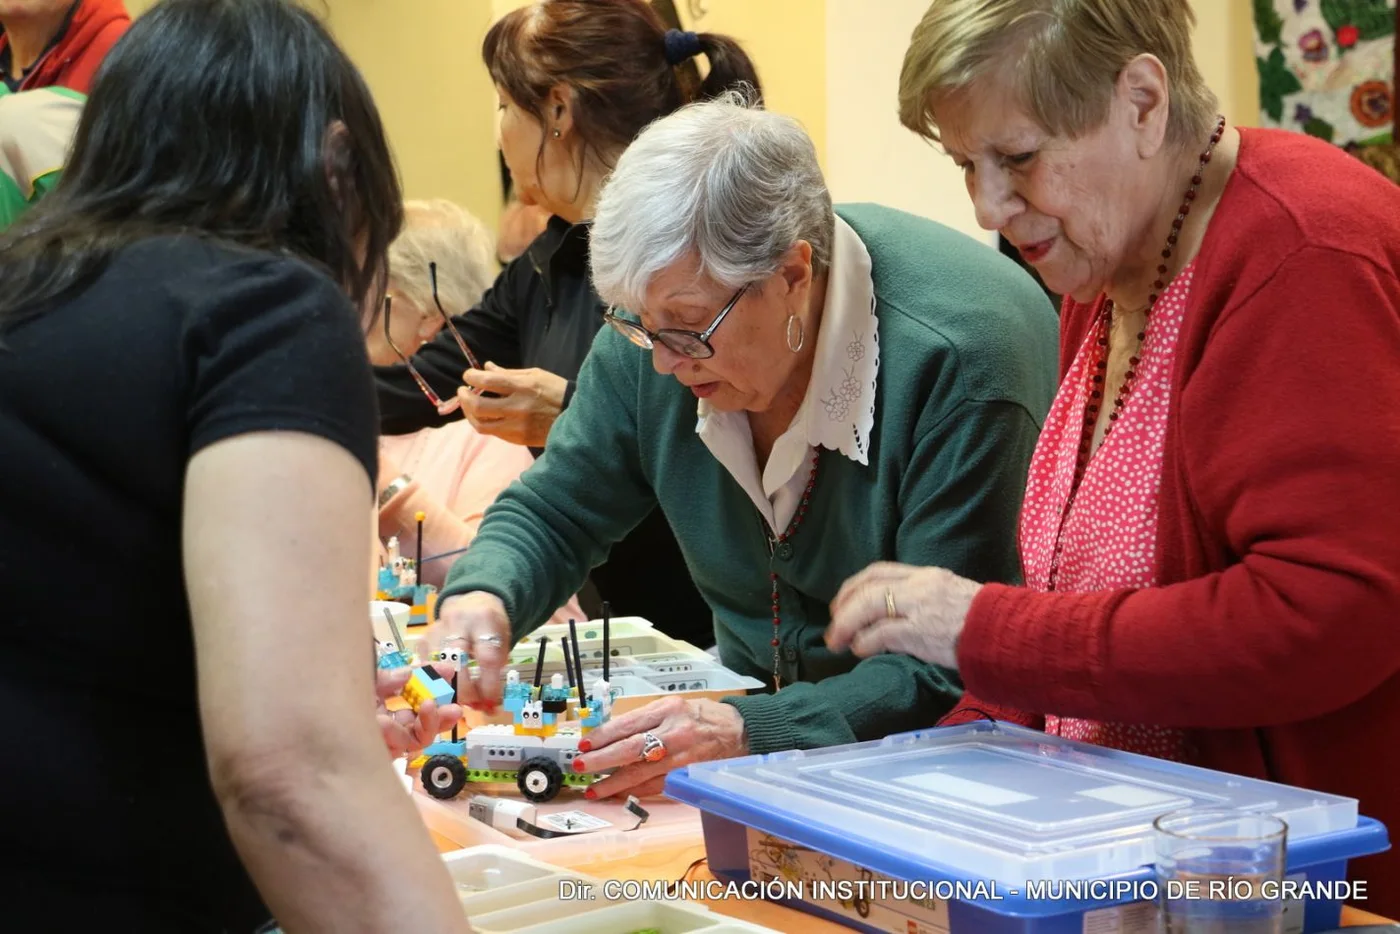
[{"left": 1254, "top": 0, "right": 1395, "bottom": 149}]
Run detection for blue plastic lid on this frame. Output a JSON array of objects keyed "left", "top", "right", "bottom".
[{"left": 666, "top": 722, "right": 1386, "bottom": 911}]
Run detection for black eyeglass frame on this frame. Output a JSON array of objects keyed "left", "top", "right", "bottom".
[
  {"left": 382, "top": 293, "right": 444, "bottom": 406},
  {"left": 603, "top": 285, "right": 747, "bottom": 360},
  {"left": 380, "top": 262, "right": 486, "bottom": 408}
]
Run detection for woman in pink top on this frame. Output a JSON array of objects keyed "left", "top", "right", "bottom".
[{"left": 368, "top": 199, "right": 585, "bottom": 623}]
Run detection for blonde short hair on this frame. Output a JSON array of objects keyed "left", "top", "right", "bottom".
[
  {"left": 899, "top": 0, "right": 1217, "bottom": 149},
  {"left": 387, "top": 199, "right": 498, "bottom": 314}
]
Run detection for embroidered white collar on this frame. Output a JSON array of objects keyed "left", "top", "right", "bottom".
[{"left": 695, "top": 216, "right": 879, "bottom": 526}]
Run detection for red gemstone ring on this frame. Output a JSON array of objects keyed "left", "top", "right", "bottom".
[{"left": 639, "top": 732, "right": 667, "bottom": 763}]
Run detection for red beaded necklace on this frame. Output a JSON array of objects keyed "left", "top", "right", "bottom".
[
  {"left": 1047, "top": 114, "right": 1225, "bottom": 591},
  {"left": 766, "top": 449, "right": 821, "bottom": 691}
]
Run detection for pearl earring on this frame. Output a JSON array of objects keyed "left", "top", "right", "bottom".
[{"left": 552, "top": 128, "right": 561, "bottom": 138}]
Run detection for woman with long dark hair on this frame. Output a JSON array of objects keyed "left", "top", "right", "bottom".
[
  {"left": 0, "top": 1, "right": 469, "bottom": 929},
  {"left": 375, "top": 0, "right": 763, "bottom": 652}
]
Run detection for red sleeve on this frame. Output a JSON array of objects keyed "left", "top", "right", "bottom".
[
  {"left": 58, "top": 20, "right": 128, "bottom": 93},
  {"left": 937, "top": 694, "right": 1045, "bottom": 729},
  {"left": 958, "top": 246, "right": 1400, "bottom": 728}
]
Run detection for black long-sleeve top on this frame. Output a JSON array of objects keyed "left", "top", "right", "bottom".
[{"left": 374, "top": 215, "right": 715, "bottom": 647}]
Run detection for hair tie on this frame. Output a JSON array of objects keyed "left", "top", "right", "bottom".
[{"left": 663, "top": 28, "right": 702, "bottom": 66}]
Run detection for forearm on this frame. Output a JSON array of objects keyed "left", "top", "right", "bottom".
[
  {"left": 439, "top": 489, "right": 595, "bottom": 640},
  {"left": 441, "top": 329, "right": 657, "bottom": 634},
  {"left": 960, "top": 564, "right": 1400, "bottom": 728},
  {"left": 379, "top": 480, "right": 480, "bottom": 590},
  {"left": 937, "top": 692, "right": 1044, "bottom": 729},
  {"left": 217, "top": 744, "right": 469, "bottom": 933},
  {"left": 723, "top": 654, "right": 961, "bottom": 754}
]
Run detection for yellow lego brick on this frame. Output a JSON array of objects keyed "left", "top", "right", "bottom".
[{"left": 401, "top": 680, "right": 430, "bottom": 712}]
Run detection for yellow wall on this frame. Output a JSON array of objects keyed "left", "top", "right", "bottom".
[
  {"left": 322, "top": 1, "right": 503, "bottom": 232},
  {"left": 123, "top": 0, "right": 1256, "bottom": 233},
  {"left": 674, "top": 0, "right": 827, "bottom": 168},
  {"left": 123, "top": 0, "right": 505, "bottom": 231},
  {"left": 1192, "top": 0, "right": 1262, "bottom": 128}
]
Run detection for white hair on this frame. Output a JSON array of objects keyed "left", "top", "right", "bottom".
[
  {"left": 387, "top": 199, "right": 498, "bottom": 314},
  {"left": 590, "top": 90, "right": 834, "bottom": 313}
]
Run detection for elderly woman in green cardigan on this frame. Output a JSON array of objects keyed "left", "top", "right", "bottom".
[{"left": 435, "top": 94, "right": 1059, "bottom": 798}]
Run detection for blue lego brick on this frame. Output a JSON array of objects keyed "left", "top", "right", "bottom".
[
  {"left": 410, "top": 667, "right": 455, "bottom": 706},
  {"left": 378, "top": 650, "right": 412, "bottom": 670},
  {"left": 422, "top": 739, "right": 467, "bottom": 757}
]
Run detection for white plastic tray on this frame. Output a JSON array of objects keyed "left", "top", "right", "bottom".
[
  {"left": 415, "top": 784, "right": 704, "bottom": 871},
  {"left": 444, "top": 845, "right": 780, "bottom": 933},
  {"left": 465, "top": 617, "right": 761, "bottom": 725}
]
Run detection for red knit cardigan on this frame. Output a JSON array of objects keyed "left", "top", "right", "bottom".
[{"left": 947, "top": 127, "right": 1400, "bottom": 918}]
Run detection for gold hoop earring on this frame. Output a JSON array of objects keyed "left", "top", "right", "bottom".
[{"left": 786, "top": 314, "right": 804, "bottom": 353}]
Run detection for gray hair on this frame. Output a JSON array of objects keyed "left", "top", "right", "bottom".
[
  {"left": 590, "top": 90, "right": 834, "bottom": 313},
  {"left": 387, "top": 199, "right": 498, "bottom": 313}
]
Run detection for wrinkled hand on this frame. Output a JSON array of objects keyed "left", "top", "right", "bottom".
[
  {"left": 825, "top": 562, "right": 981, "bottom": 668},
  {"left": 437, "top": 591, "right": 511, "bottom": 713},
  {"left": 376, "top": 664, "right": 463, "bottom": 759},
  {"left": 436, "top": 363, "right": 567, "bottom": 447},
  {"left": 572, "top": 697, "right": 748, "bottom": 799}
]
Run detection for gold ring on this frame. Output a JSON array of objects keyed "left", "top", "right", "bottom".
[{"left": 884, "top": 589, "right": 897, "bottom": 618}]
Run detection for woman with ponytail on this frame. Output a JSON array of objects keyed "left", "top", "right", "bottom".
[{"left": 375, "top": 0, "right": 761, "bottom": 651}]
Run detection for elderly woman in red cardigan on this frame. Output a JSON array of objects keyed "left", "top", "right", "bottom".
[{"left": 827, "top": 0, "right": 1400, "bottom": 917}]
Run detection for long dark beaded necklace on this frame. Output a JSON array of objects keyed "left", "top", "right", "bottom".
[
  {"left": 765, "top": 449, "right": 821, "bottom": 691},
  {"left": 1046, "top": 114, "right": 1225, "bottom": 592}
]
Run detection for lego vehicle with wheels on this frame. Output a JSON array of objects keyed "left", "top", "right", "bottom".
[
  {"left": 411, "top": 616, "right": 618, "bottom": 805},
  {"left": 416, "top": 729, "right": 598, "bottom": 804}
]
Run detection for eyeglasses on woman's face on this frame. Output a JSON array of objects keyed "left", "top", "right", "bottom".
[{"left": 603, "top": 286, "right": 747, "bottom": 360}]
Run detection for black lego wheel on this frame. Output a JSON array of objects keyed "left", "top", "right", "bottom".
[
  {"left": 517, "top": 756, "right": 564, "bottom": 803},
  {"left": 421, "top": 755, "right": 467, "bottom": 800}
]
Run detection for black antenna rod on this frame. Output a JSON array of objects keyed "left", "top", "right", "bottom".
[
  {"left": 532, "top": 636, "right": 548, "bottom": 689},
  {"left": 451, "top": 669, "right": 460, "bottom": 742},
  {"left": 601, "top": 602, "right": 611, "bottom": 682},
  {"left": 568, "top": 618, "right": 585, "bottom": 693},
  {"left": 560, "top": 636, "right": 575, "bottom": 690}
]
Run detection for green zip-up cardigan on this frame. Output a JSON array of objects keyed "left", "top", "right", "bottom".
[{"left": 441, "top": 203, "right": 1058, "bottom": 754}]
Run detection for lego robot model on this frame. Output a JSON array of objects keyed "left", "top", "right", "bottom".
[
  {"left": 376, "top": 606, "right": 456, "bottom": 714},
  {"left": 413, "top": 618, "right": 617, "bottom": 804},
  {"left": 375, "top": 515, "right": 438, "bottom": 625}
]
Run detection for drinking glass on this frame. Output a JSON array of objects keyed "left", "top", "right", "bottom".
[{"left": 1154, "top": 807, "right": 1287, "bottom": 934}]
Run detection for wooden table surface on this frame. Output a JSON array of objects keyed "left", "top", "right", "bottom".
[{"left": 430, "top": 830, "right": 1393, "bottom": 931}]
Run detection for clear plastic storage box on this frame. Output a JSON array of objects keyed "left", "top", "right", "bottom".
[{"left": 664, "top": 721, "right": 1390, "bottom": 934}]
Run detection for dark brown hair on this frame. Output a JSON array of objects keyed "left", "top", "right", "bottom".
[
  {"left": 0, "top": 0, "right": 402, "bottom": 333},
  {"left": 483, "top": 0, "right": 762, "bottom": 176}
]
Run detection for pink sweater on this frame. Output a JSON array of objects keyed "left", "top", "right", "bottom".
[{"left": 377, "top": 421, "right": 585, "bottom": 625}]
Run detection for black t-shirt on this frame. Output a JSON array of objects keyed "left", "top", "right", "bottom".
[{"left": 0, "top": 236, "right": 379, "bottom": 930}]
